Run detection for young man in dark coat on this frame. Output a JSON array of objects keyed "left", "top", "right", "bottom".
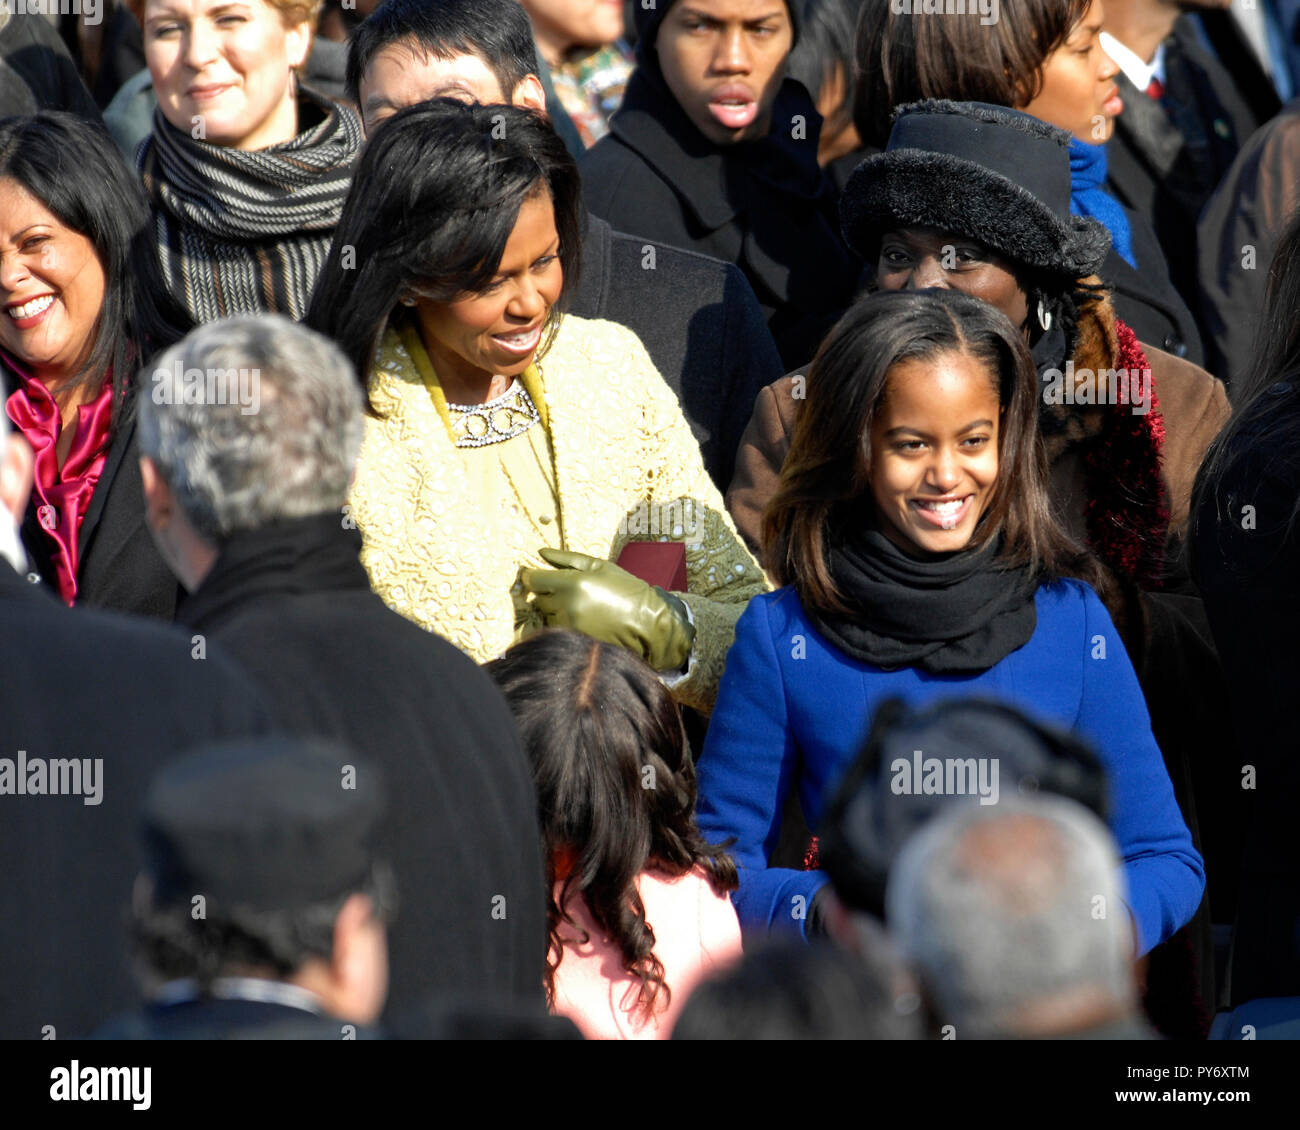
[
  {"left": 580, "top": 0, "right": 861, "bottom": 368},
  {"left": 347, "top": 0, "right": 783, "bottom": 490},
  {"left": 136, "top": 315, "right": 551, "bottom": 1032},
  {"left": 0, "top": 414, "right": 273, "bottom": 1039},
  {"left": 1101, "top": 2, "right": 1276, "bottom": 341}
]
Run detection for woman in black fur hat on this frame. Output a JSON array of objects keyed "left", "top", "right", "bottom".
[
  {"left": 727, "top": 100, "right": 1233, "bottom": 1038},
  {"left": 580, "top": 0, "right": 860, "bottom": 368}
]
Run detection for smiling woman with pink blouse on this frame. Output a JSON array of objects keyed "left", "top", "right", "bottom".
[{"left": 0, "top": 112, "right": 191, "bottom": 617}]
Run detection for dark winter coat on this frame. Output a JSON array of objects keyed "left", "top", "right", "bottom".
[
  {"left": 1197, "top": 102, "right": 1300, "bottom": 388},
  {"left": 569, "top": 213, "right": 783, "bottom": 489},
  {"left": 0, "top": 563, "right": 273, "bottom": 1038},
  {"left": 581, "top": 66, "right": 860, "bottom": 369},
  {"left": 175, "top": 513, "right": 549, "bottom": 1028},
  {"left": 94, "top": 998, "right": 383, "bottom": 1040},
  {"left": 1104, "top": 215, "right": 1205, "bottom": 366},
  {"left": 0, "top": 11, "right": 102, "bottom": 121},
  {"left": 1192, "top": 379, "right": 1300, "bottom": 1005},
  {"left": 1106, "top": 16, "right": 1267, "bottom": 339}
]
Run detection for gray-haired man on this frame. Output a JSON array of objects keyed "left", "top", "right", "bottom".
[
  {"left": 886, "top": 795, "right": 1156, "bottom": 1039},
  {"left": 136, "top": 315, "right": 549, "bottom": 1030}
]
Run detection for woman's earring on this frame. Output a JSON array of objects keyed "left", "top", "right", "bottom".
[
  {"left": 1037, "top": 298, "right": 1053, "bottom": 332},
  {"left": 400, "top": 296, "right": 417, "bottom": 307}
]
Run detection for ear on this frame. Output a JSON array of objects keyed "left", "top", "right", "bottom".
[
  {"left": 0, "top": 431, "right": 34, "bottom": 526},
  {"left": 511, "top": 75, "right": 548, "bottom": 116},
  {"left": 138, "top": 455, "right": 174, "bottom": 533},
  {"left": 284, "top": 21, "right": 313, "bottom": 72},
  {"left": 330, "top": 892, "right": 376, "bottom": 987}
]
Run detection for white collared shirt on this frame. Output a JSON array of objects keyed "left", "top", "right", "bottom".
[{"left": 1101, "top": 31, "right": 1167, "bottom": 93}]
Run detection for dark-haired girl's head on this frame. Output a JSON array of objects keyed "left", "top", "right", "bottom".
[
  {"left": 306, "top": 99, "right": 582, "bottom": 397},
  {"left": 0, "top": 112, "right": 190, "bottom": 425},
  {"left": 765, "top": 289, "right": 1077, "bottom": 614},
  {"left": 854, "top": 0, "right": 1100, "bottom": 148},
  {"left": 487, "top": 629, "right": 737, "bottom": 1019}
]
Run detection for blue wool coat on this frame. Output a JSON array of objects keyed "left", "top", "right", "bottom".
[{"left": 696, "top": 579, "right": 1205, "bottom": 956}]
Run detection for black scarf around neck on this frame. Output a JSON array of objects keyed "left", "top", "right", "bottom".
[
  {"left": 804, "top": 525, "right": 1041, "bottom": 674},
  {"left": 178, "top": 512, "right": 369, "bottom": 632}
]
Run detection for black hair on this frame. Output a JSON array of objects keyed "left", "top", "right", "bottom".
[
  {"left": 131, "top": 867, "right": 395, "bottom": 990},
  {"left": 488, "top": 630, "right": 738, "bottom": 1024},
  {"left": 0, "top": 113, "right": 192, "bottom": 438},
  {"left": 346, "top": 0, "right": 541, "bottom": 105},
  {"left": 671, "top": 937, "right": 922, "bottom": 1040},
  {"left": 305, "top": 99, "right": 582, "bottom": 403},
  {"left": 787, "top": 0, "right": 859, "bottom": 135}
]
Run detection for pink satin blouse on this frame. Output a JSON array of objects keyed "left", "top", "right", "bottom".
[{"left": 3, "top": 359, "right": 113, "bottom": 605}]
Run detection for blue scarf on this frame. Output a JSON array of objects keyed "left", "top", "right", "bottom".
[{"left": 1068, "top": 138, "right": 1136, "bottom": 269}]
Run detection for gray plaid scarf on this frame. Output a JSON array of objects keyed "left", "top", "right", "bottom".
[{"left": 139, "top": 86, "right": 361, "bottom": 323}]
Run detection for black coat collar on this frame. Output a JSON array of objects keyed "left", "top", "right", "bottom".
[{"left": 178, "top": 512, "right": 371, "bottom": 632}]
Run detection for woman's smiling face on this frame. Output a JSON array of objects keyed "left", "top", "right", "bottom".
[
  {"left": 868, "top": 349, "right": 1002, "bottom": 557},
  {"left": 413, "top": 187, "right": 564, "bottom": 392},
  {"left": 0, "top": 177, "right": 107, "bottom": 389},
  {"left": 142, "top": 0, "right": 311, "bottom": 150}
]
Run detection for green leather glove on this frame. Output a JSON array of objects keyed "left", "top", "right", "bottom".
[{"left": 515, "top": 548, "right": 696, "bottom": 672}]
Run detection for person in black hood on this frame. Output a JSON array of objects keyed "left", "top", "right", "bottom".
[{"left": 581, "top": 0, "right": 861, "bottom": 368}]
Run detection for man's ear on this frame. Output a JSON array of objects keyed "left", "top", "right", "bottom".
[
  {"left": 138, "top": 455, "right": 173, "bottom": 532},
  {"left": 0, "top": 432, "right": 34, "bottom": 526},
  {"left": 511, "top": 75, "right": 549, "bottom": 116},
  {"left": 331, "top": 892, "right": 377, "bottom": 985}
]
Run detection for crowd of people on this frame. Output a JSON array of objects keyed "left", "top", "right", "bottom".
[{"left": 0, "top": 0, "right": 1296, "bottom": 1041}]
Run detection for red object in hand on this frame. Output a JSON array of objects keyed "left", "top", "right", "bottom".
[{"left": 616, "top": 542, "right": 688, "bottom": 593}]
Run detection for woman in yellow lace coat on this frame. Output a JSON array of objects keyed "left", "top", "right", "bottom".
[{"left": 307, "top": 100, "right": 766, "bottom": 714}]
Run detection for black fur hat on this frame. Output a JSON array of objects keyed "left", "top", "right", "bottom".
[{"left": 840, "top": 100, "right": 1111, "bottom": 283}]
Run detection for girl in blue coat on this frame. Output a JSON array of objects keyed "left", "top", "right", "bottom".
[{"left": 696, "top": 288, "right": 1204, "bottom": 957}]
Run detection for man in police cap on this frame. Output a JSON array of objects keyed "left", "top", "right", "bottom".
[{"left": 99, "top": 736, "right": 390, "bottom": 1039}]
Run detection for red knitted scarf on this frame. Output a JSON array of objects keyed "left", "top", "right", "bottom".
[{"left": 1080, "top": 319, "right": 1169, "bottom": 590}]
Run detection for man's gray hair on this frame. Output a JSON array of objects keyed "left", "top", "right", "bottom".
[
  {"left": 885, "top": 795, "right": 1134, "bottom": 1038},
  {"left": 136, "top": 315, "right": 364, "bottom": 543}
]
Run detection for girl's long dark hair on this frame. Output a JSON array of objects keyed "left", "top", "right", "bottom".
[
  {"left": 305, "top": 99, "right": 583, "bottom": 402},
  {"left": 0, "top": 113, "right": 192, "bottom": 437},
  {"left": 1193, "top": 208, "right": 1300, "bottom": 554},
  {"left": 765, "top": 288, "right": 1109, "bottom": 616},
  {"left": 488, "top": 630, "right": 738, "bottom": 1021}
]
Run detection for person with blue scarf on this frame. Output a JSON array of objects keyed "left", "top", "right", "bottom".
[{"left": 853, "top": 0, "right": 1205, "bottom": 364}]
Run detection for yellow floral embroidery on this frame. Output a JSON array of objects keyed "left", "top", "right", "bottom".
[{"left": 348, "top": 314, "right": 770, "bottom": 713}]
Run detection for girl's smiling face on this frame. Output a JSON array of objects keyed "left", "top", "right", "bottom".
[{"left": 868, "top": 349, "right": 1003, "bottom": 557}]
